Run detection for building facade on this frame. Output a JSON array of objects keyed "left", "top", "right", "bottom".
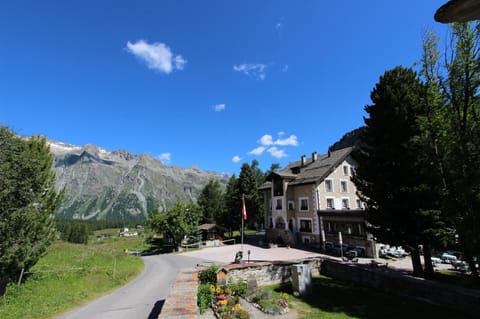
[{"left": 260, "top": 147, "right": 375, "bottom": 257}]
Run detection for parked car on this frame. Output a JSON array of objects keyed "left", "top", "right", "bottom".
[
  {"left": 325, "top": 241, "right": 334, "bottom": 253},
  {"left": 380, "top": 246, "right": 408, "bottom": 258},
  {"left": 441, "top": 252, "right": 458, "bottom": 264},
  {"left": 452, "top": 259, "right": 468, "bottom": 272},
  {"left": 431, "top": 257, "right": 442, "bottom": 266},
  {"left": 332, "top": 244, "right": 349, "bottom": 256}
]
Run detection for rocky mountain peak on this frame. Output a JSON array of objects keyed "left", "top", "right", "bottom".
[{"left": 50, "top": 139, "right": 228, "bottom": 221}]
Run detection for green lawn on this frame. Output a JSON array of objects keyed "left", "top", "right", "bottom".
[
  {"left": 0, "top": 231, "right": 145, "bottom": 319},
  {"left": 266, "top": 275, "right": 475, "bottom": 319}
]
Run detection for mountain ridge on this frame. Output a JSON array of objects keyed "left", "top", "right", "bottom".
[{"left": 48, "top": 139, "right": 229, "bottom": 221}]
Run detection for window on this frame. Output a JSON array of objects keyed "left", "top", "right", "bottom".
[
  {"left": 299, "top": 219, "right": 312, "bottom": 232},
  {"left": 299, "top": 198, "right": 309, "bottom": 211},
  {"left": 275, "top": 218, "right": 285, "bottom": 229},
  {"left": 276, "top": 199, "right": 282, "bottom": 210},
  {"left": 342, "top": 198, "right": 349, "bottom": 209},
  {"left": 324, "top": 222, "right": 335, "bottom": 233},
  {"left": 273, "top": 177, "right": 284, "bottom": 196},
  {"left": 325, "top": 179, "right": 333, "bottom": 192},
  {"left": 288, "top": 201, "right": 294, "bottom": 211},
  {"left": 326, "top": 198, "right": 334, "bottom": 209},
  {"left": 356, "top": 199, "right": 363, "bottom": 209},
  {"left": 343, "top": 165, "right": 350, "bottom": 176},
  {"left": 354, "top": 223, "right": 364, "bottom": 236},
  {"left": 341, "top": 181, "right": 348, "bottom": 192}
]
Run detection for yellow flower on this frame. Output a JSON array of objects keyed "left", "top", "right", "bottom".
[
  {"left": 282, "top": 293, "right": 289, "bottom": 300},
  {"left": 234, "top": 303, "right": 241, "bottom": 311},
  {"left": 216, "top": 286, "right": 222, "bottom": 294},
  {"left": 216, "top": 299, "right": 228, "bottom": 306},
  {"left": 209, "top": 284, "right": 215, "bottom": 292}
]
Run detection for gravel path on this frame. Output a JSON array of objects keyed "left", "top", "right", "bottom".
[{"left": 179, "top": 244, "right": 324, "bottom": 264}]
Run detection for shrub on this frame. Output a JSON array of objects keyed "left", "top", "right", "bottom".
[
  {"left": 227, "top": 279, "right": 247, "bottom": 296},
  {"left": 199, "top": 264, "right": 219, "bottom": 284},
  {"left": 236, "top": 308, "right": 250, "bottom": 319},
  {"left": 197, "top": 283, "right": 215, "bottom": 314}
]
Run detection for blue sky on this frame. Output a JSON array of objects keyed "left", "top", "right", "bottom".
[{"left": 0, "top": 1, "right": 449, "bottom": 174}]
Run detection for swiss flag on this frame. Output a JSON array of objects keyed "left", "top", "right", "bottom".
[{"left": 242, "top": 196, "right": 247, "bottom": 220}]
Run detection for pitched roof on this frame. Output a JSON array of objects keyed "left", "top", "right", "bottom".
[{"left": 263, "top": 147, "right": 353, "bottom": 187}]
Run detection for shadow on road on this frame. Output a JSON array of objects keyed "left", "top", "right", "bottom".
[{"left": 147, "top": 299, "right": 165, "bottom": 319}]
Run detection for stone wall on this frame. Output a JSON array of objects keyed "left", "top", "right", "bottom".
[
  {"left": 321, "top": 259, "right": 480, "bottom": 317},
  {"left": 217, "top": 259, "right": 321, "bottom": 286}
]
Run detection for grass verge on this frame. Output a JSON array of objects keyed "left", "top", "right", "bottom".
[
  {"left": 265, "top": 275, "right": 476, "bottom": 319},
  {"left": 0, "top": 232, "right": 144, "bottom": 319}
]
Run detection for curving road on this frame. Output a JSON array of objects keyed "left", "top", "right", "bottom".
[{"left": 57, "top": 254, "right": 212, "bottom": 319}]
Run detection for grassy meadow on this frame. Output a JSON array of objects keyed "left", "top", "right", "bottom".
[
  {"left": 265, "top": 275, "right": 475, "bottom": 319},
  {"left": 0, "top": 229, "right": 145, "bottom": 319}
]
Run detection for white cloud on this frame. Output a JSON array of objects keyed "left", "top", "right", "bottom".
[
  {"left": 258, "top": 133, "right": 297, "bottom": 146},
  {"left": 174, "top": 54, "right": 186, "bottom": 70},
  {"left": 249, "top": 146, "right": 267, "bottom": 155},
  {"left": 232, "top": 155, "right": 242, "bottom": 163},
  {"left": 259, "top": 134, "right": 274, "bottom": 146},
  {"left": 214, "top": 104, "right": 226, "bottom": 112},
  {"left": 126, "top": 40, "right": 186, "bottom": 74},
  {"left": 158, "top": 152, "right": 171, "bottom": 164},
  {"left": 282, "top": 64, "right": 289, "bottom": 72},
  {"left": 233, "top": 63, "right": 267, "bottom": 80},
  {"left": 267, "top": 147, "right": 287, "bottom": 158},
  {"left": 247, "top": 132, "right": 299, "bottom": 160},
  {"left": 275, "top": 135, "right": 298, "bottom": 146}
]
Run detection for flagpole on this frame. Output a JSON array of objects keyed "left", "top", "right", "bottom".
[
  {"left": 241, "top": 210, "right": 244, "bottom": 253},
  {"left": 241, "top": 194, "right": 244, "bottom": 254}
]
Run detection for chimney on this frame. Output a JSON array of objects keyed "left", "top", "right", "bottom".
[
  {"left": 301, "top": 155, "right": 306, "bottom": 166},
  {"left": 312, "top": 151, "right": 318, "bottom": 162}
]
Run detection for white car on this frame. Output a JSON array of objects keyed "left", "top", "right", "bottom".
[
  {"left": 431, "top": 257, "right": 442, "bottom": 266},
  {"left": 441, "top": 252, "right": 458, "bottom": 263}
]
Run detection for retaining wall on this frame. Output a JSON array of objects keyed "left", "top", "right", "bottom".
[{"left": 217, "top": 259, "right": 321, "bottom": 286}]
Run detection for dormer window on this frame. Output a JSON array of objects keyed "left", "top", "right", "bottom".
[{"left": 292, "top": 167, "right": 300, "bottom": 174}]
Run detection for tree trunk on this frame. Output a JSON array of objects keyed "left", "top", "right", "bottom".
[
  {"left": 0, "top": 275, "right": 8, "bottom": 298},
  {"left": 411, "top": 247, "right": 424, "bottom": 276},
  {"left": 423, "top": 243, "right": 435, "bottom": 277}
]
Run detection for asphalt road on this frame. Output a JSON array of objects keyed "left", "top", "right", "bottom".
[{"left": 57, "top": 254, "right": 211, "bottom": 319}]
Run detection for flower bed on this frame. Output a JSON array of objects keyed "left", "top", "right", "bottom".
[
  {"left": 246, "top": 289, "right": 290, "bottom": 315},
  {"left": 211, "top": 285, "right": 249, "bottom": 319},
  {"left": 197, "top": 265, "right": 290, "bottom": 318}
]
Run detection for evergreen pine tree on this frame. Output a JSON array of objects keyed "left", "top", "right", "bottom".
[{"left": 0, "top": 127, "right": 64, "bottom": 295}]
